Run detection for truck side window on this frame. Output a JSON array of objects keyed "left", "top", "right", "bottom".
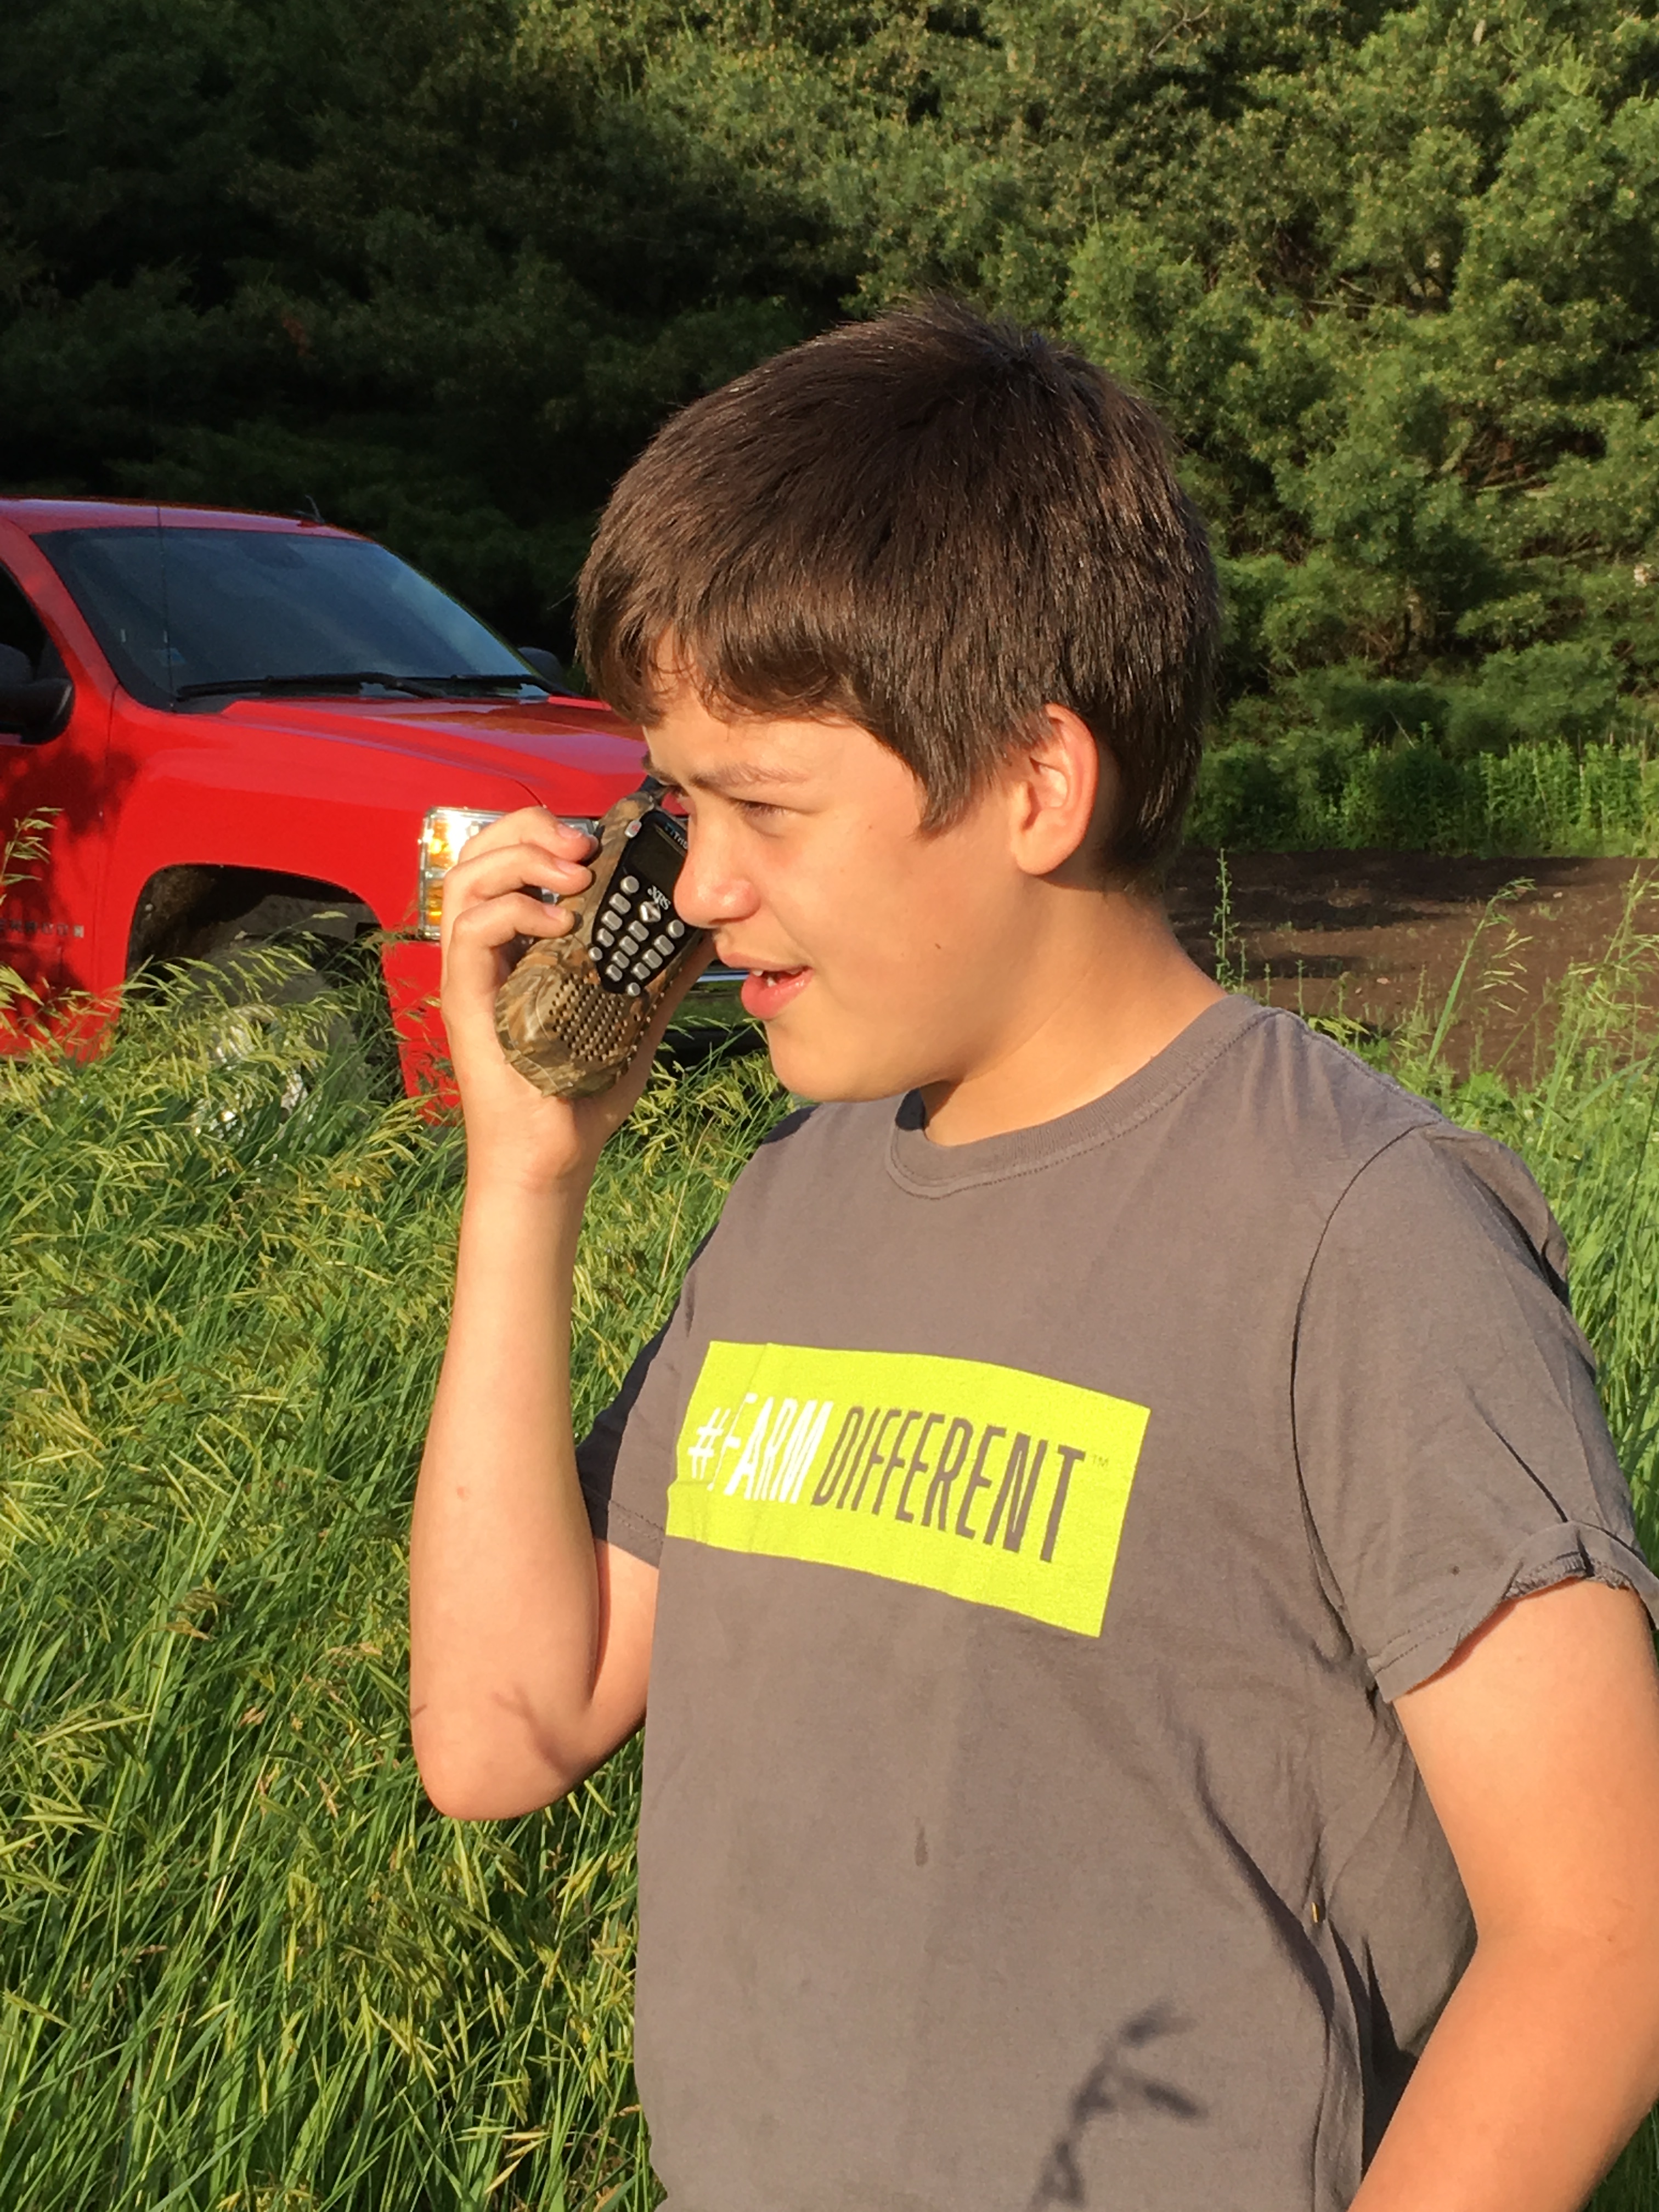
[{"left": 0, "top": 565, "right": 49, "bottom": 679}]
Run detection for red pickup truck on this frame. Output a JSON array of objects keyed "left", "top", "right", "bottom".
[{"left": 0, "top": 496, "right": 669, "bottom": 1091}]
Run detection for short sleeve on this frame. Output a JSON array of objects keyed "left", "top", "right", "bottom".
[
  {"left": 577, "top": 1263, "right": 706, "bottom": 1567},
  {"left": 576, "top": 1107, "right": 818, "bottom": 1567},
  {"left": 1293, "top": 1124, "right": 1659, "bottom": 1701}
]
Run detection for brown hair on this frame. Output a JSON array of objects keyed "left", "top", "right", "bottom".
[{"left": 577, "top": 297, "right": 1218, "bottom": 881}]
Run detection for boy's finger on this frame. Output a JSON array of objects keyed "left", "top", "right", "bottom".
[
  {"left": 458, "top": 808, "right": 597, "bottom": 865},
  {"left": 443, "top": 845, "right": 593, "bottom": 926},
  {"left": 451, "top": 891, "right": 575, "bottom": 950},
  {"left": 444, "top": 898, "right": 575, "bottom": 1002}
]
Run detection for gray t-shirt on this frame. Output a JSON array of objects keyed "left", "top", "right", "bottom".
[{"left": 579, "top": 996, "right": 1658, "bottom": 2212}]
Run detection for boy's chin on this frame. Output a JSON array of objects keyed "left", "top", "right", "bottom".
[{"left": 763, "top": 1023, "right": 935, "bottom": 1107}]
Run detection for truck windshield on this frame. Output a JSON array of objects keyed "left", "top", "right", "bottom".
[{"left": 36, "top": 526, "right": 538, "bottom": 708}]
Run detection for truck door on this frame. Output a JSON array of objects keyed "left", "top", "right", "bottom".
[{"left": 0, "top": 560, "right": 109, "bottom": 1016}]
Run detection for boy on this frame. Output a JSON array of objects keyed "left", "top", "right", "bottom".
[{"left": 410, "top": 300, "right": 1659, "bottom": 2211}]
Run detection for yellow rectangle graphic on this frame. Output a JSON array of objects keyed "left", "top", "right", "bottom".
[{"left": 667, "top": 1342, "right": 1149, "bottom": 1636}]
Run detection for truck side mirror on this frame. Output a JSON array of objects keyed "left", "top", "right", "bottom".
[
  {"left": 515, "top": 646, "right": 573, "bottom": 695},
  {"left": 0, "top": 675, "right": 73, "bottom": 740}
]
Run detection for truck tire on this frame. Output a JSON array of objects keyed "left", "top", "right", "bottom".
[{"left": 129, "top": 869, "right": 400, "bottom": 1100}]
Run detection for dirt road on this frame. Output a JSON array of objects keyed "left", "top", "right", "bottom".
[{"left": 1165, "top": 852, "right": 1659, "bottom": 1076}]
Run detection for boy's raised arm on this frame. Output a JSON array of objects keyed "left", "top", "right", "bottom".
[
  {"left": 1356, "top": 1577, "right": 1659, "bottom": 2212},
  {"left": 408, "top": 806, "right": 681, "bottom": 1820}
]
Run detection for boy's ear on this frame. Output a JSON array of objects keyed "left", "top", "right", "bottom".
[{"left": 1004, "top": 703, "right": 1115, "bottom": 882}]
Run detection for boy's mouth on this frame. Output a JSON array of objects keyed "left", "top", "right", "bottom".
[{"left": 738, "top": 965, "right": 811, "bottom": 1019}]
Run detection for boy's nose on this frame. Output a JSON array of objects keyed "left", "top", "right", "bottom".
[{"left": 673, "top": 835, "right": 758, "bottom": 932}]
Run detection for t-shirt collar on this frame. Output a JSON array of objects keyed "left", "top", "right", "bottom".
[{"left": 887, "top": 993, "right": 1271, "bottom": 1197}]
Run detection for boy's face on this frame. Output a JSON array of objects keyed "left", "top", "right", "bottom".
[{"left": 645, "top": 686, "right": 1046, "bottom": 1103}]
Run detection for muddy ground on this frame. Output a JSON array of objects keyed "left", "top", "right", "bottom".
[{"left": 1164, "top": 852, "right": 1659, "bottom": 1077}]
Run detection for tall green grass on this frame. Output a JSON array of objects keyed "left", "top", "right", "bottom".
[
  {"left": 1, "top": 918, "right": 1656, "bottom": 2209},
  {"left": 0, "top": 952, "right": 783, "bottom": 2209}
]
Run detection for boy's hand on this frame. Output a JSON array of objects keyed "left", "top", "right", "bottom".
[{"left": 438, "top": 805, "right": 708, "bottom": 1191}]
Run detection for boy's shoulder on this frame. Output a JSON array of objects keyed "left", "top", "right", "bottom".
[
  {"left": 716, "top": 1002, "right": 1560, "bottom": 1286},
  {"left": 746, "top": 1091, "right": 890, "bottom": 1167},
  {"left": 728, "top": 1001, "right": 1466, "bottom": 1175},
  {"left": 1226, "top": 1007, "right": 1562, "bottom": 1277},
  {"left": 710, "top": 1090, "right": 893, "bottom": 1228}
]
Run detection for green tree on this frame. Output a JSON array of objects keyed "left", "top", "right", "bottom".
[{"left": 4, "top": 0, "right": 1658, "bottom": 743}]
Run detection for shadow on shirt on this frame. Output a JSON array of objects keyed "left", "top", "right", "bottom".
[{"left": 1029, "top": 2005, "right": 1205, "bottom": 2209}]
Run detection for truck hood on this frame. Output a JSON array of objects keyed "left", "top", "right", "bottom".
[{"left": 214, "top": 690, "right": 649, "bottom": 798}]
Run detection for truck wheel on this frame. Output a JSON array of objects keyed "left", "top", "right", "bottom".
[
  {"left": 201, "top": 899, "right": 400, "bottom": 1103},
  {"left": 132, "top": 873, "right": 399, "bottom": 1102}
]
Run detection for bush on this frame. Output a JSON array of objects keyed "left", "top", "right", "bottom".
[{"left": 1190, "top": 735, "right": 1659, "bottom": 857}]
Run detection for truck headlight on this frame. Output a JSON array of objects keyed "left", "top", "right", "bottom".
[
  {"left": 416, "top": 807, "right": 601, "bottom": 939},
  {"left": 417, "top": 808, "right": 503, "bottom": 938}
]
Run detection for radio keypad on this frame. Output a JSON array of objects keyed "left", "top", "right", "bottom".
[{"left": 590, "top": 809, "right": 696, "bottom": 994}]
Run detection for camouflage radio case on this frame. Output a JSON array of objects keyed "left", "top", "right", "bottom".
[{"left": 494, "top": 783, "right": 706, "bottom": 1099}]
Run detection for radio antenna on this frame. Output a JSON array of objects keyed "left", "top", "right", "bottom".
[{"left": 155, "top": 505, "right": 176, "bottom": 708}]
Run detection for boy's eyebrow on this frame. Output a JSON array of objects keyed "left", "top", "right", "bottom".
[{"left": 645, "top": 754, "right": 813, "bottom": 794}]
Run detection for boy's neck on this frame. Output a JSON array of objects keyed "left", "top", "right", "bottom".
[{"left": 915, "top": 891, "right": 1227, "bottom": 1147}]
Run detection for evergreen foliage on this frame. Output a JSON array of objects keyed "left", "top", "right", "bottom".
[{"left": 4, "top": 2, "right": 1658, "bottom": 761}]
